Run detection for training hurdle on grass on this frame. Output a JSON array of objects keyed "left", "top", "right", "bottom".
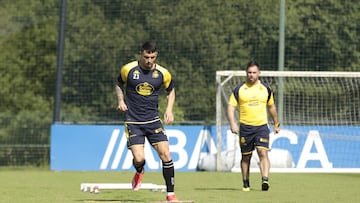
[
  {"left": 80, "top": 183, "right": 166, "bottom": 193},
  {"left": 81, "top": 183, "right": 195, "bottom": 202}
]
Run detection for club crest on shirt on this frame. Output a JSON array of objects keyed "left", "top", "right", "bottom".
[
  {"left": 152, "top": 70, "right": 159, "bottom": 78},
  {"left": 136, "top": 82, "right": 154, "bottom": 96}
]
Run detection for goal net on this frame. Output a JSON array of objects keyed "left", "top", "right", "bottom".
[{"left": 213, "top": 71, "right": 360, "bottom": 172}]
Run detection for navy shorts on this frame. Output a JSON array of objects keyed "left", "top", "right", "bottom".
[
  {"left": 125, "top": 119, "right": 168, "bottom": 148},
  {"left": 239, "top": 124, "right": 270, "bottom": 154}
]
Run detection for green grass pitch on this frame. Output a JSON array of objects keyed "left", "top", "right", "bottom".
[{"left": 1, "top": 168, "right": 359, "bottom": 203}]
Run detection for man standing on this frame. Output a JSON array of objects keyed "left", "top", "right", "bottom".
[
  {"left": 116, "top": 41, "right": 178, "bottom": 201},
  {"left": 227, "top": 60, "right": 280, "bottom": 191}
]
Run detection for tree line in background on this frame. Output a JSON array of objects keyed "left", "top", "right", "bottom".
[{"left": 0, "top": 0, "right": 359, "bottom": 166}]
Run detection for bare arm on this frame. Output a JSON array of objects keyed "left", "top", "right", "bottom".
[
  {"left": 115, "top": 83, "right": 128, "bottom": 112},
  {"left": 268, "top": 104, "right": 280, "bottom": 133},
  {"left": 164, "top": 88, "right": 175, "bottom": 125},
  {"left": 227, "top": 104, "right": 239, "bottom": 134}
]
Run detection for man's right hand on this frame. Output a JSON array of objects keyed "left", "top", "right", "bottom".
[
  {"left": 230, "top": 123, "right": 239, "bottom": 134},
  {"left": 117, "top": 101, "right": 128, "bottom": 112}
]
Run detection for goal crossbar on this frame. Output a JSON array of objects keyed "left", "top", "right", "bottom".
[{"left": 216, "top": 70, "right": 360, "bottom": 77}]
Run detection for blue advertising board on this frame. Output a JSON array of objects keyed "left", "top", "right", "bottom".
[{"left": 50, "top": 124, "right": 360, "bottom": 171}]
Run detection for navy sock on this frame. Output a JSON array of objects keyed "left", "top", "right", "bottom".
[
  {"left": 243, "top": 179, "right": 250, "bottom": 187},
  {"left": 133, "top": 159, "right": 145, "bottom": 173},
  {"left": 162, "top": 160, "right": 175, "bottom": 192}
]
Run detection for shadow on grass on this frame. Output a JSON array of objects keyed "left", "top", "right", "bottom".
[
  {"left": 76, "top": 199, "right": 143, "bottom": 202},
  {"left": 195, "top": 187, "right": 240, "bottom": 191},
  {"left": 195, "top": 187, "right": 264, "bottom": 192}
]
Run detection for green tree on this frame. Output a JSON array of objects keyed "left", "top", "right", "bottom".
[
  {"left": 286, "top": 0, "right": 360, "bottom": 71},
  {"left": 0, "top": 0, "right": 59, "bottom": 165}
]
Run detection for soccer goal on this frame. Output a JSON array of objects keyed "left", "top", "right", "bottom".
[{"left": 214, "top": 70, "right": 360, "bottom": 172}]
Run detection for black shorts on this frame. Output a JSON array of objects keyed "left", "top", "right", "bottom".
[
  {"left": 125, "top": 119, "right": 168, "bottom": 148},
  {"left": 239, "top": 124, "right": 270, "bottom": 154}
]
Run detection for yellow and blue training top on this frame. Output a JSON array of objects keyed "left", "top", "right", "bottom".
[
  {"left": 117, "top": 61, "right": 174, "bottom": 122},
  {"left": 228, "top": 81, "right": 274, "bottom": 126}
]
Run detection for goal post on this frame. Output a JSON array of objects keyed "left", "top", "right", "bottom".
[{"left": 215, "top": 70, "right": 360, "bottom": 172}]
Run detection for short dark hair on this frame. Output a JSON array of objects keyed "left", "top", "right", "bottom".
[
  {"left": 141, "top": 41, "right": 157, "bottom": 53},
  {"left": 246, "top": 60, "right": 260, "bottom": 70}
]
